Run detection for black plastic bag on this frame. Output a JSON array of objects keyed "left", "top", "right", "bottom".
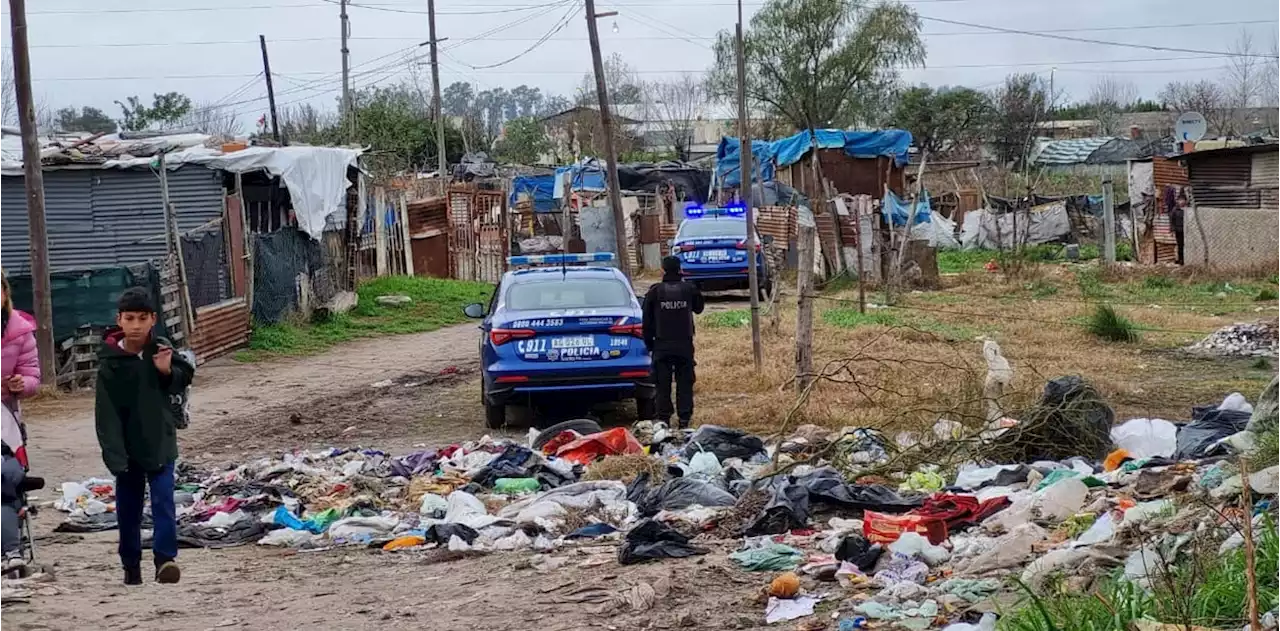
[
  {"left": 617, "top": 519, "right": 709, "bottom": 565},
  {"left": 834, "top": 533, "right": 882, "bottom": 572},
  {"left": 629, "top": 472, "right": 737, "bottom": 516},
  {"left": 744, "top": 476, "right": 810, "bottom": 536},
  {"left": 681, "top": 425, "right": 766, "bottom": 461},
  {"left": 1174, "top": 405, "right": 1252, "bottom": 460},
  {"left": 424, "top": 522, "right": 480, "bottom": 545},
  {"left": 799, "top": 467, "right": 923, "bottom": 512}
]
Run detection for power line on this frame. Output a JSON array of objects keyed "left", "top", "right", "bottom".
[
  {"left": 919, "top": 15, "right": 1280, "bottom": 60},
  {"left": 449, "top": 4, "right": 581, "bottom": 69}
]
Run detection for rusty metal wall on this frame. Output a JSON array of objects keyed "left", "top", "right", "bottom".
[
  {"left": 190, "top": 297, "right": 251, "bottom": 363},
  {"left": 447, "top": 185, "right": 507, "bottom": 283}
]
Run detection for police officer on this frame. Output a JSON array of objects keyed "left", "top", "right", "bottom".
[{"left": 642, "top": 255, "right": 705, "bottom": 429}]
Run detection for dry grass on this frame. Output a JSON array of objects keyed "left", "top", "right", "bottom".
[
  {"left": 690, "top": 262, "right": 1276, "bottom": 437},
  {"left": 583, "top": 453, "right": 666, "bottom": 483}
]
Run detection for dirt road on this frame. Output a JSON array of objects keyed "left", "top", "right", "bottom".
[{"left": 5, "top": 324, "right": 774, "bottom": 631}]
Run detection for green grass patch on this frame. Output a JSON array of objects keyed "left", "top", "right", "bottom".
[
  {"left": 234, "top": 275, "right": 493, "bottom": 361},
  {"left": 938, "top": 250, "right": 998, "bottom": 274},
  {"left": 1087, "top": 304, "right": 1139, "bottom": 343},
  {"left": 1256, "top": 286, "right": 1278, "bottom": 301},
  {"left": 821, "top": 308, "right": 899, "bottom": 329},
  {"left": 1075, "top": 268, "right": 1111, "bottom": 299},
  {"left": 1025, "top": 280, "right": 1060, "bottom": 298},
  {"left": 702, "top": 309, "right": 751, "bottom": 328}
]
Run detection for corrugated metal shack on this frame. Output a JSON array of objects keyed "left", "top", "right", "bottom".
[{"left": 1177, "top": 143, "right": 1279, "bottom": 267}]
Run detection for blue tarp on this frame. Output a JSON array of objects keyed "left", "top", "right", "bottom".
[
  {"left": 715, "top": 129, "right": 914, "bottom": 189},
  {"left": 715, "top": 138, "right": 776, "bottom": 188},
  {"left": 553, "top": 162, "right": 607, "bottom": 199},
  {"left": 882, "top": 190, "right": 931, "bottom": 227},
  {"left": 510, "top": 174, "right": 558, "bottom": 213},
  {"left": 772, "top": 129, "right": 913, "bottom": 168}
]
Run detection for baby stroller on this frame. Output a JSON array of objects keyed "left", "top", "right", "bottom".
[{"left": 2, "top": 403, "right": 43, "bottom": 577}]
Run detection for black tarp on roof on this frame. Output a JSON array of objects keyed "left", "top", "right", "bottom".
[{"left": 616, "top": 161, "right": 713, "bottom": 204}]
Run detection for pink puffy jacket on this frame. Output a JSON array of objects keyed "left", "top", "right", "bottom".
[{"left": 2, "top": 310, "right": 41, "bottom": 406}]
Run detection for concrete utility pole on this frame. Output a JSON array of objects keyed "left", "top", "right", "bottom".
[
  {"left": 259, "top": 35, "right": 282, "bottom": 143},
  {"left": 582, "top": 0, "right": 632, "bottom": 279},
  {"left": 736, "top": 0, "right": 762, "bottom": 370},
  {"left": 795, "top": 223, "right": 816, "bottom": 394},
  {"left": 340, "top": 0, "right": 353, "bottom": 140},
  {"left": 427, "top": 0, "right": 448, "bottom": 178},
  {"left": 9, "top": 0, "right": 54, "bottom": 385},
  {"left": 1102, "top": 176, "right": 1116, "bottom": 263}
]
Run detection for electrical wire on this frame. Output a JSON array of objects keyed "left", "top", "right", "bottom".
[
  {"left": 918, "top": 15, "right": 1280, "bottom": 60},
  {"left": 449, "top": 4, "right": 580, "bottom": 69},
  {"left": 319, "top": 0, "right": 574, "bottom": 16}
]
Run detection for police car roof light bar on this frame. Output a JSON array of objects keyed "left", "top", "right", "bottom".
[{"left": 506, "top": 252, "right": 616, "bottom": 267}]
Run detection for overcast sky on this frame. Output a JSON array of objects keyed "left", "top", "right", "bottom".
[{"left": 3, "top": 0, "right": 1277, "bottom": 126}]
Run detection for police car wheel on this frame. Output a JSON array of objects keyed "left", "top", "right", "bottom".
[{"left": 484, "top": 401, "right": 506, "bottom": 428}]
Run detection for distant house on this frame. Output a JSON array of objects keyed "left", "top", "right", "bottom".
[
  {"left": 540, "top": 104, "right": 743, "bottom": 163},
  {"left": 1176, "top": 143, "right": 1279, "bottom": 268}
]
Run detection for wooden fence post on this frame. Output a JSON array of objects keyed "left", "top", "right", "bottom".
[
  {"left": 398, "top": 193, "right": 414, "bottom": 276},
  {"left": 795, "top": 222, "right": 816, "bottom": 394},
  {"left": 374, "top": 186, "right": 388, "bottom": 276}
]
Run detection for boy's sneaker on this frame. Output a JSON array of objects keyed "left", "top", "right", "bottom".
[
  {"left": 123, "top": 565, "right": 143, "bottom": 586},
  {"left": 155, "top": 560, "right": 181, "bottom": 584}
]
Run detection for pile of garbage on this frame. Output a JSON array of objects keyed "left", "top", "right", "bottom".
[
  {"left": 49, "top": 376, "right": 1280, "bottom": 630},
  {"left": 1187, "top": 320, "right": 1278, "bottom": 358}
]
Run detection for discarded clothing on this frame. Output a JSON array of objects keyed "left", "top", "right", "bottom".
[
  {"left": 55, "top": 512, "right": 151, "bottom": 533},
  {"left": 389, "top": 450, "right": 438, "bottom": 478},
  {"left": 729, "top": 542, "right": 804, "bottom": 571},
  {"left": 938, "top": 577, "right": 1002, "bottom": 603},
  {"left": 423, "top": 522, "right": 479, "bottom": 545},
  {"left": 617, "top": 519, "right": 708, "bottom": 565},
  {"left": 834, "top": 534, "right": 882, "bottom": 572},
  {"left": 745, "top": 477, "right": 810, "bottom": 536},
  {"left": 470, "top": 444, "right": 537, "bottom": 487},
  {"left": 566, "top": 523, "right": 617, "bottom": 539},
  {"left": 272, "top": 505, "right": 339, "bottom": 535},
  {"left": 1175, "top": 404, "right": 1251, "bottom": 460},
  {"left": 800, "top": 467, "right": 923, "bottom": 512},
  {"left": 953, "top": 464, "right": 1030, "bottom": 491},
  {"left": 174, "top": 520, "right": 270, "bottom": 549},
  {"left": 681, "top": 425, "right": 766, "bottom": 461},
  {"left": 865, "top": 494, "right": 1009, "bottom": 544}
]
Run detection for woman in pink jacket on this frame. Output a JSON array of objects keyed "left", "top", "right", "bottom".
[{"left": 1, "top": 272, "right": 41, "bottom": 413}]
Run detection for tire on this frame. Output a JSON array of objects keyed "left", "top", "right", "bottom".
[
  {"left": 482, "top": 380, "right": 506, "bottom": 429},
  {"left": 532, "top": 418, "right": 603, "bottom": 450},
  {"left": 635, "top": 396, "right": 657, "bottom": 421}
]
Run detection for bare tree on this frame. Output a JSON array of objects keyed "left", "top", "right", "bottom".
[
  {"left": 2, "top": 57, "right": 15, "bottom": 127},
  {"left": 645, "top": 75, "right": 706, "bottom": 161},
  {"left": 1088, "top": 76, "right": 1138, "bottom": 135},
  {"left": 180, "top": 102, "right": 244, "bottom": 138},
  {"left": 1159, "top": 80, "right": 1228, "bottom": 136},
  {"left": 1262, "top": 34, "right": 1280, "bottom": 135},
  {"left": 1223, "top": 30, "right": 1262, "bottom": 116}
]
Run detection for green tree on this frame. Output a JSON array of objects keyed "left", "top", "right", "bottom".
[
  {"left": 55, "top": 106, "right": 118, "bottom": 134},
  {"left": 989, "top": 73, "right": 1050, "bottom": 168},
  {"left": 115, "top": 92, "right": 193, "bottom": 131},
  {"left": 494, "top": 116, "right": 550, "bottom": 164},
  {"left": 708, "top": 0, "right": 924, "bottom": 131},
  {"left": 890, "top": 85, "right": 990, "bottom": 155}
]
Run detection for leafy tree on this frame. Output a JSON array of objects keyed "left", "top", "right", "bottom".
[
  {"left": 708, "top": 0, "right": 924, "bottom": 131},
  {"left": 442, "top": 81, "right": 476, "bottom": 117},
  {"left": 890, "top": 85, "right": 990, "bottom": 156},
  {"left": 55, "top": 106, "right": 118, "bottom": 134},
  {"left": 494, "top": 116, "right": 550, "bottom": 164},
  {"left": 115, "top": 92, "right": 193, "bottom": 131},
  {"left": 988, "top": 73, "right": 1049, "bottom": 168}
]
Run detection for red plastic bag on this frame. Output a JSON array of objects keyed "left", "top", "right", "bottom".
[{"left": 554, "top": 427, "right": 644, "bottom": 465}]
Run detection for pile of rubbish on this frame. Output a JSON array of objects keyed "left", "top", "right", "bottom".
[
  {"left": 1187, "top": 320, "right": 1278, "bottom": 358},
  {"left": 49, "top": 376, "right": 1280, "bottom": 630}
]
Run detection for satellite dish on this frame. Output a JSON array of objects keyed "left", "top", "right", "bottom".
[{"left": 1175, "top": 112, "right": 1207, "bottom": 142}]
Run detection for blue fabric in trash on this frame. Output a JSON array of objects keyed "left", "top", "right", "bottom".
[
  {"left": 715, "top": 137, "right": 776, "bottom": 188},
  {"left": 272, "top": 505, "right": 328, "bottom": 534},
  {"left": 881, "top": 190, "right": 932, "bottom": 227},
  {"left": 566, "top": 523, "right": 619, "bottom": 539}
]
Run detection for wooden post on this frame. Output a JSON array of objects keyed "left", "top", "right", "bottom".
[
  {"left": 158, "top": 152, "right": 195, "bottom": 347},
  {"left": 1102, "top": 176, "right": 1116, "bottom": 263},
  {"left": 1241, "top": 456, "right": 1262, "bottom": 631},
  {"left": 398, "top": 194, "right": 414, "bottom": 276},
  {"left": 374, "top": 187, "right": 388, "bottom": 276},
  {"left": 9, "top": 0, "right": 55, "bottom": 384},
  {"left": 795, "top": 222, "right": 816, "bottom": 394},
  {"left": 259, "top": 35, "right": 282, "bottom": 143}
]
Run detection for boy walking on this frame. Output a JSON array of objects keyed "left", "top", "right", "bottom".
[{"left": 95, "top": 288, "right": 193, "bottom": 585}]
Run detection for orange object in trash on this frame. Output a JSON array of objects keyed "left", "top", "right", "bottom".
[
  {"left": 863, "top": 510, "right": 949, "bottom": 545},
  {"left": 768, "top": 572, "right": 801, "bottom": 598},
  {"left": 382, "top": 535, "right": 426, "bottom": 551},
  {"left": 1103, "top": 448, "right": 1131, "bottom": 472},
  {"left": 221, "top": 141, "right": 248, "bottom": 153},
  {"left": 553, "top": 427, "right": 644, "bottom": 465}
]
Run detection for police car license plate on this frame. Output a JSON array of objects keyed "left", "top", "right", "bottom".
[
  {"left": 701, "top": 249, "right": 730, "bottom": 262},
  {"left": 551, "top": 335, "right": 595, "bottom": 349}
]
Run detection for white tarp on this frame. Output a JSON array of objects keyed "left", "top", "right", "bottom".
[
  {"left": 911, "top": 210, "right": 960, "bottom": 249},
  {"left": 959, "top": 202, "right": 1071, "bottom": 250}
]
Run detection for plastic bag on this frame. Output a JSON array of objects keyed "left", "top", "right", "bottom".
[
  {"left": 207, "top": 510, "right": 249, "bottom": 528},
  {"left": 1175, "top": 404, "right": 1251, "bottom": 460},
  {"left": 617, "top": 519, "right": 709, "bottom": 565},
  {"left": 329, "top": 516, "right": 398, "bottom": 542},
  {"left": 745, "top": 477, "right": 810, "bottom": 536},
  {"left": 687, "top": 451, "right": 723, "bottom": 478},
  {"left": 1034, "top": 477, "right": 1088, "bottom": 522},
  {"left": 259, "top": 528, "right": 319, "bottom": 547},
  {"left": 729, "top": 542, "right": 804, "bottom": 571},
  {"left": 960, "top": 523, "right": 1046, "bottom": 573},
  {"left": 889, "top": 531, "right": 950, "bottom": 566},
  {"left": 1111, "top": 418, "right": 1178, "bottom": 460},
  {"left": 681, "top": 425, "right": 766, "bottom": 461},
  {"left": 419, "top": 493, "right": 448, "bottom": 518}
]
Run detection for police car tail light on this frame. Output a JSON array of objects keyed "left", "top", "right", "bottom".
[
  {"left": 677, "top": 244, "right": 697, "bottom": 253},
  {"left": 490, "top": 328, "right": 535, "bottom": 346},
  {"left": 609, "top": 322, "right": 644, "bottom": 339},
  {"left": 734, "top": 239, "right": 761, "bottom": 251},
  {"left": 619, "top": 370, "right": 650, "bottom": 378}
]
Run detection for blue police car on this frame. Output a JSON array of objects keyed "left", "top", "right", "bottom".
[
  {"left": 671, "top": 204, "right": 773, "bottom": 299},
  {"left": 462, "top": 253, "right": 655, "bottom": 428}
]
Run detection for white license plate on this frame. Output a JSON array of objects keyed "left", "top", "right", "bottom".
[
  {"left": 551, "top": 335, "right": 595, "bottom": 349},
  {"left": 701, "top": 249, "right": 730, "bottom": 261}
]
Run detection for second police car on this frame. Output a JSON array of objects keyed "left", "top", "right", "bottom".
[
  {"left": 463, "top": 253, "right": 655, "bottom": 428},
  {"left": 669, "top": 203, "right": 773, "bottom": 299}
]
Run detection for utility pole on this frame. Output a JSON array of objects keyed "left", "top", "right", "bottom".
[
  {"left": 9, "top": 0, "right": 54, "bottom": 385},
  {"left": 259, "top": 35, "right": 282, "bottom": 143},
  {"left": 736, "top": 0, "right": 762, "bottom": 370},
  {"left": 1102, "top": 176, "right": 1116, "bottom": 263},
  {"left": 427, "top": 0, "right": 448, "bottom": 178},
  {"left": 340, "top": 0, "right": 353, "bottom": 141},
  {"left": 795, "top": 222, "right": 815, "bottom": 394},
  {"left": 582, "top": 0, "right": 632, "bottom": 279}
]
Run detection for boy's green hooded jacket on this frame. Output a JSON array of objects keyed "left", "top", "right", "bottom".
[{"left": 94, "top": 327, "right": 194, "bottom": 475}]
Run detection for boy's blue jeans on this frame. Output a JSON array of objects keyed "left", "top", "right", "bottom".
[{"left": 115, "top": 463, "right": 177, "bottom": 569}]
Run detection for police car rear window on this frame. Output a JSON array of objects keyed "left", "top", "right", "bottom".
[
  {"left": 678, "top": 220, "right": 746, "bottom": 239},
  {"left": 506, "top": 279, "right": 632, "bottom": 310}
]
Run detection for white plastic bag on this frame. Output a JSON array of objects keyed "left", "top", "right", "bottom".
[
  {"left": 419, "top": 493, "right": 448, "bottom": 518},
  {"left": 889, "top": 531, "right": 951, "bottom": 566},
  {"left": 259, "top": 528, "right": 318, "bottom": 547},
  {"left": 206, "top": 510, "right": 249, "bottom": 528},
  {"left": 1110, "top": 418, "right": 1178, "bottom": 460},
  {"left": 1035, "top": 478, "right": 1088, "bottom": 522},
  {"left": 687, "top": 451, "right": 722, "bottom": 478}
]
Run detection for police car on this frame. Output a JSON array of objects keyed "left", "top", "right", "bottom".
[
  {"left": 671, "top": 203, "right": 773, "bottom": 299},
  {"left": 462, "top": 253, "right": 655, "bottom": 428}
]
